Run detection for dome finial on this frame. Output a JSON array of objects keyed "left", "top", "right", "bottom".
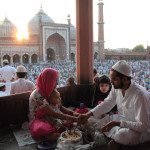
[
  {"left": 98, "top": 0, "right": 103, "bottom": 4},
  {"left": 40, "top": 2, "right": 42, "bottom": 9},
  {"left": 67, "top": 14, "right": 71, "bottom": 24}
]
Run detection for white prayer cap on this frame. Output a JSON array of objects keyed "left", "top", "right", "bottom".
[
  {"left": 112, "top": 60, "right": 132, "bottom": 77},
  {"left": 3, "top": 59, "right": 9, "bottom": 64},
  {"left": 16, "top": 65, "right": 27, "bottom": 73}
]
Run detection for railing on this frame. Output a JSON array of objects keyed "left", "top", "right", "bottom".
[{"left": 0, "top": 84, "right": 94, "bottom": 125}]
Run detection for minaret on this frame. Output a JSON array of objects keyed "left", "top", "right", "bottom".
[
  {"left": 98, "top": 0, "right": 105, "bottom": 61},
  {"left": 67, "top": 14, "right": 71, "bottom": 60},
  {"left": 39, "top": 4, "right": 43, "bottom": 62}
]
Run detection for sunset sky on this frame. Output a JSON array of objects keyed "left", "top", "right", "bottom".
[{"left": 0, "top": 0, "right": 150, "bottom": 49}]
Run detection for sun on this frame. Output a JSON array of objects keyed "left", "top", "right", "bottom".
[{"left": 17, "top": 26, "right": 29, "bottom": 41}]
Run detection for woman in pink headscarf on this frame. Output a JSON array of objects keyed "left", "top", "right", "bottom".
[{"left": 28, "top": 68, "right": 78, "bottom": 141}]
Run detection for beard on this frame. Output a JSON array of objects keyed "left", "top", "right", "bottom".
[{"left": 113, "top": 81, "right": 124, "bottom": 89}]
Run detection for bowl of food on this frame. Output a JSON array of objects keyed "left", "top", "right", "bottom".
[{"left": 60, "top": 129, "right": 82, "bottom": 143}]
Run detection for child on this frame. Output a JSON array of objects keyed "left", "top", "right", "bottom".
[
  {"left": 93, "top": 75, "right": 117, "bottom": 113},
  {"left": 41, "top": 89, "right": 76, "bottom": 132},
  {"left": 93, "top": 75, "right": 111, "bottom": 107}
]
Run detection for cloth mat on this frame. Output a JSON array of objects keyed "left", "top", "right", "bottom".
[{"left": 12, "top": 127, "right": 36, "bottom": 147}]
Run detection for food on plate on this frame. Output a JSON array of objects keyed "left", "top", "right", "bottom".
[{"left": 62, "top": 130, "right": 81, "bottom": 141}]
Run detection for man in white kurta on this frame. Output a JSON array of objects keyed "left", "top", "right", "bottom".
[
  {"left": 0, "top": 59, "right": 16, "bottom": 94},
  {"left": 10, "top": 65, "right": 35, "bottom": 94},
  {"left": 80, "top": 60, "right": 150, "bottom": 148},
  {"left": 92, "top": 81, "right": 150, "bottom": 145}
]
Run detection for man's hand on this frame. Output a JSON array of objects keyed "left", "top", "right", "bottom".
[
  {"left": 78, "top": 111, "right": 93, "bottom": 124},
  {"left": 78, "top": 114, "right": 88, "bottom": 124},
  {"left": 101, "top": 121, "right": 120, "bottom": 132}
]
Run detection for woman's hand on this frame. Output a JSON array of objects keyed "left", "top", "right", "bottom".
[{"left": 101, "top": 121, "right": 120, "bottom": 132}]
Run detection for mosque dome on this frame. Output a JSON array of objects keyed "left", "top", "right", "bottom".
[
  {"left": 70, "top": 24, "right": 76, "bottom": 40},
  {"left": 28, "top": 8, "right": 55, "bottom": 35},
  {"left": 0, "top": 18, "right": 17, "bottom": 37}
]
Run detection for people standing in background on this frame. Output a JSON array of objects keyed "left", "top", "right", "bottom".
[
  {"left": 66, "top": 77, "right": 76, "bottom": 86},
  {"left": 0, "top": 59, "right": 16, "bottom": 94},
  {"left": 93, "top": 68, "right": 99, "bottom": 82},
  {"left": 10, "top": 65, "right": 35, "bottom": 94}
]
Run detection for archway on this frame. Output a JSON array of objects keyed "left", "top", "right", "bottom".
[
  {"left": 22, "top": 54, "right": 29, "bottom": 64},
  {"left": 47, "top": 48, "right": 55, "bottom": 62},
  {"left": 3, "top": 55, "right": 10, "bottom": 63},
  {"left": 71, "top": 53, "right": 75, "bottom": 61},
  {"left": 46, "top": 33, "right": 66, "bottom": 60},
  {"left": 13, "top": 54, "right": 20, "bottom": 64},
  {"left": 31, "top": 54, "right": 38, "bottom": 64}
]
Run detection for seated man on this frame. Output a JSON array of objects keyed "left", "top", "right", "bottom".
[
  {"left": 66, "top": 77, "right": 76, "bottom": 86},
  {"left": 79, "top": 60, "right": 150, "bottom": 150}
]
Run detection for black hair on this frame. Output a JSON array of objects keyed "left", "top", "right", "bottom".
[
  {"left": 3, "top": 62, "right": 9, "bottom": 65},
  {"left": 98, "top": 75, "right": 111, "bottom": 85},
  {"left": 67, "top": 77, "right": 76, "bottom": 86},
  {"left": 0, "top": 85, "right": 5, "bottom": 91},
  {"left": 93, "top": 68, "right": 97, "bottom": 74},
  {"left": 17, "top": 72, "right": 27, "bottom": 78}
]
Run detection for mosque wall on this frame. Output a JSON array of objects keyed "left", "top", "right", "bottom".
[{"left": 0, "top": 8, "right": 149, "bottom": 66}]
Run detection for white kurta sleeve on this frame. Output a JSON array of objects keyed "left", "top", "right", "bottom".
[
  {"left": 120, "top": 91, "right": 150, "bottom": 133},
  {"left": 91, "top": 88, "right": 117, "bottom": 118}
]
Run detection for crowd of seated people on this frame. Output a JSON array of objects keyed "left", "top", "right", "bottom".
[
  {"left": 0, "top": 60, "right": 150, "bottom": 150},
  {"left": 0, "top": 59, "right": 149, "bottom": 96}
]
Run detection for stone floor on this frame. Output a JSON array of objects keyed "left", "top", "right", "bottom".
[
  {"left": 0, "top": 126, "right": 150, "bottom": 150},
  {"left": 0, "top": 126, "right": 36, "bottom": 150},
  {"left": 0, "top": 126, "right": 108, "bottom": 150}
]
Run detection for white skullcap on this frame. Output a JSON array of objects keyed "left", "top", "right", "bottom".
[
  {"left": 3, "top": 59, "right": 9, "bottom": 64},
  {"left": 112, "top": 60, "right": 132, "bottom": 77},
  {"left": 16, "top": 65, "right": 27, "bottom": 73}
]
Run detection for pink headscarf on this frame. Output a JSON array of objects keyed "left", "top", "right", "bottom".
[{"left": 36, "top": 68, "right": 59, "bottom": 101}]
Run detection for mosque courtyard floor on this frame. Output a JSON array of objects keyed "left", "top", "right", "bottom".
[
  {"left": 1, "top": 126, "right": 150, "bottom": 150},
  {"left": 0, "top": 126, "right": 108, "bottom": 150}
]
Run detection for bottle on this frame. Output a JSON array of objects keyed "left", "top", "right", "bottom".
[{"left": 79, "top": 103, "right": 85, "bottom": 109}]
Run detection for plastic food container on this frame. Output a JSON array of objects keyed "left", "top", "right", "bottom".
[{"left": 60, "top": 129, "right": 82, "bottom": 143}]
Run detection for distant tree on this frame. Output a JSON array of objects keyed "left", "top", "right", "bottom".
[{"left": 132, "top": 45, "right": 146, "bottom": 52}]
